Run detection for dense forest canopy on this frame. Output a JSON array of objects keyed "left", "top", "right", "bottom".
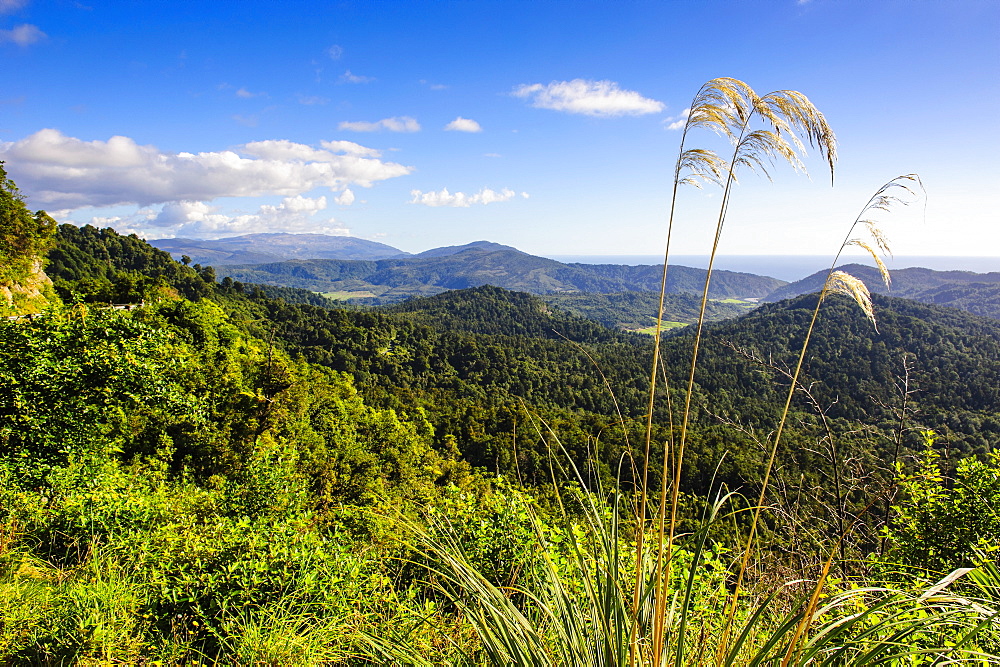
[{"left": 2, "top": 204, "right": 999, "bottom": 661}]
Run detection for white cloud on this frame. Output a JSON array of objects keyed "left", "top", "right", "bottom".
[
  {"left": 0, "top": 23, "right": 45, "bottom": 46},
  {"left": 338, "top": 116, "right": 421, "bottom": 133},
  {"left": 340, "top": 69, "right": 374, "bottom": 84},
  {"left": 444, "top": 117, "right": 482, "bottom": 133},
  {"left": 410, "top": 187, "right": 522, "bottom": 207},
  {"left": 326, "top": 44, "right": 343, "bottom": 59},
  {"left": 0, "top": 129, "right": 413, "bottom": 209},
  {"left": 0, "top": 0, "right": 29, "bottom": 13},
  {"left": 512, "top": 79, "right": 664, "bottom": 117},
  {"left": 664, "top": 107, "right": 690, "bottom": 131},
  {"left": 97, "top": 195, "right": 351, "bottom": 239},
  {"left": 420, "top": 80, "right": 448, "bottom": 91},
  {"left": 335, "top": 188, "right": 355, "bottom": 205},
  {"left": 235, "top": 87, "right": 266, "bottom": 99},
  {"left": 319, "top": 140, "right": 382, "bottom": 157}
]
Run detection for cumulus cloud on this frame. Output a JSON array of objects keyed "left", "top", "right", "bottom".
[
  {"left": 338, "top": 116, "right": 421, "bottom": 133},
  {"left": 340, "top": 69, "right": 374, "bottom": 84},
  {"left": 0, "top": 128, "right": 413, "bottom": 209},
  {"left": 444, "top": 117, "right": 482, "bottom": 133},
  {"left": 664, "top": 108, "right": 690, "bottom": 131},
  {"left": 94, "top": 195, "right": 351, "bottom": 239},
  {"left": 0, "top": 23, "right": 45, "bottom": 46},
  {"left": 335, "top": 188, "right": 355, "bottom": 205},
  {"left": 319, "top": 140, "right": 382, "bottom": 157},
  {"left": 512, "top": 79, "right": 664, "bottom": 117},
  {"left": 410, "top": 187, "right": 525, "bottom": 207}
]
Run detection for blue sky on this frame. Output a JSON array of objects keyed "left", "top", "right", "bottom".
[{"left": 1, "top": 0, "right": 997, "bottom": 258}]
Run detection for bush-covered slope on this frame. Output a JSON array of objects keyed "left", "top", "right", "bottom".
[
  {"left": 666, "top": 292, "right": 1000, "bottom": 453},
  {"left": 765, "top": 263, "right": 1000, "bottom": 319},
  {"left": 220, "top": 247, "right": 786, "bottom": 302}
]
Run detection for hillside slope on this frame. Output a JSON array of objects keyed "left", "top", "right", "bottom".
[
  {"left": 149, "top": 232, "right": 409, "bottom": 265},
  {"left": 765, "top": 263, "right": 1000, "bottom": 319},
  {"left": 220, "top": 246, "right": 786, "bottom": 302}
]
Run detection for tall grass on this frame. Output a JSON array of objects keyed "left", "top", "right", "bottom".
[{"left": 379, "top": 78, "right": 999, "bottom": 664}]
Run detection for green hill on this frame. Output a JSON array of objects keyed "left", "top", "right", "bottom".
[
  {"left": 220, "top": 247, "right": 785, "bottom": 302},
  {"left": 765, "top": 263, "right": 1000, "bottom": 319},
  {"left": 149, "top": 232, "right": 409, "bottom": 265}
]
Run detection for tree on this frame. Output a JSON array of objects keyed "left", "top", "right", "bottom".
[
  {"left": 0, "top": 161, "right": 57, "bottom": 286},
  {"left": 880, "top": 432, "right": 1000, "bottom": 574}
]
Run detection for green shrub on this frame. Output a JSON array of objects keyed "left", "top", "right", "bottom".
[{"left": 881, "top": 431, "right": 1000, "bottom": 575}]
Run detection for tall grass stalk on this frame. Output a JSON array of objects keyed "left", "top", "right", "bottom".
[
  {"left": 718, "top": 174, "right": 924, "bottom": 658},
  {"left": 641, "top": 78, "right": 836, "bottom": 665},
  {"left": 378, "top": 432, "right": 995, "bottom": 664},
  {"left": 383, "top": 80, "right": 995, "bottom": 665},
  {"left": 636, "top": 77, "right": 735, "bottom": 661}
]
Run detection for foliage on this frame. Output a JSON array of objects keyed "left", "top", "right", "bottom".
[
  {"left": 47, "top": 223, "right": 217, "bottom": 303},
  {"left": 0, "top": 162, "right": 57, "bottom": 283},
  {"left": 0, "top": 162, "right": 58, "bottom": 315},
  {"left": 542, "top": 290, "right": 752, "bottom": 331},
  {"left": 880, "top": 432, "right": 1000, "bottom": 575},
  {"left": 216, "top": 247, "right": 785, "bottom": 301},
  {"left": 0, "top": 307, "right": 195, "bottom": 476}
]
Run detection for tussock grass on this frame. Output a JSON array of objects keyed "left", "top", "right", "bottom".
[{"left": 379, "top": 80, "right": 998, "bottom": 665}]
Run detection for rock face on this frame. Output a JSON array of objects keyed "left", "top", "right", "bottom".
[{"left": 1, "top": 258, "right": 55, "bottom": 317}]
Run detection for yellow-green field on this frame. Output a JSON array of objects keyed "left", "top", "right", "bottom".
[
  {"left": 711, "top": 297, "right": 757, "bottom": 305},
  {"left": 632, "top": 320, "right": 687, "bottom": 335},
  {"left": 320, "top": 290, "right": 378, "bottom": 300}
]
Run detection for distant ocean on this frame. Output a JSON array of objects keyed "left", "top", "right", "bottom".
[{"left": 546, "top": 255, "right": 1000, "bottom": 283}]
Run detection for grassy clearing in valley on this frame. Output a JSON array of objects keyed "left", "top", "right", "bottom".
[
  {"left": 320, "top": 290, "right": 379, "bottom": 300},
  {"left": 632, "top": 319, "right": 687, "bottom": 335}
]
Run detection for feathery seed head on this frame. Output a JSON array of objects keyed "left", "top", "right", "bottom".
[
  {"left": 677, "top": 148, "right": 727, "bottom": 188},
  {"left": 846, "top": 239, "right": 892, "bottom": 288},
  {"left": 825, "top": 270, "right": 877, "bottom": 328},
  {"left": 733, "top": 130, "right": 804, "bottom": 181},
  {"left": 758, "top": 90, "right": 837, "bottom": 183}
]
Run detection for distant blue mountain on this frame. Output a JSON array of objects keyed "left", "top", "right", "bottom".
[
  {"left": 149, "top": 233, "right": 410, "bottom": 265},
  {"left": 764, "top": 263, "right": 1000, "bottom": 319},
  {"left": 218, "top": 242, "right": 787, "bottom": 303},
  {"left": 414, "top": 241, "right": 521, "bottom": 258}
]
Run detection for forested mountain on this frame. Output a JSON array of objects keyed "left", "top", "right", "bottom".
[
  {"left": 568, "top": 262, "right": 784, "bottom": 297},
  {"left": 39, "top": 224, "right": 1000, "bottom": 470},
  {"left": 5, "top": 218, "right": 1000, "bottom": 662},
  {"left": 384, "top": 284, "right": 637, "bottom": 342},
  {"left": 0, "top": 163, "right": 57, "bottom": 316},
  {"left": 219, "top": 245, "right": 785, "bottom": 303},
  {"left": 765, "top": 263, "right": 1000, "bottom": 319},
  {"left": 542, "top": 291, "right": 752, "bottom": 331},
  {"left": 667, "top": 293, "right": 1000, "bottom": 454},
  {"left": 149, "top": 232, "right": 409, "bottom": 265},
  {"left": 413, "top": 240, "right": 519, "bottom": 257}
]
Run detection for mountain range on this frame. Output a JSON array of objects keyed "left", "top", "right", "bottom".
[
  {"left": 149, "top": 233, "right": 410, "bottom": 265},
  {"left": 197, "top": 240, "right": 786, "bottom": 301},
  {"left": 768, "top": 263, "right": 1000, "bottom": 319},
  {"left": 147, "top": 233, "right": 1000, "bottom": 321}
]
